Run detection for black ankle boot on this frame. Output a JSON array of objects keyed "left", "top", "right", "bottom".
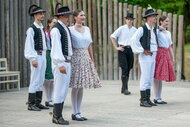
[
  {"left": 52, "top": 103, "right": 69, "bottom": 125},
  {"left": 28, "top": 93, "right": 41, "bottom": 111},
  {"left": 36, "top": 91, "right": 49, "bottom": 109},
  {"left": 122, "top": 76, "right": 131, "bottom": 95},
  {"left": 140, "top": 91, "right": 152, "bottom": 107},
  {"left": 146, "top": 89, "right": 157, "bottom": 106}
]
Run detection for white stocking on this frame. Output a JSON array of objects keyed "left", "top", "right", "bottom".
[
  {"left": 71, "top": 88, "right": 79, "bottom": 115},
  {"left": 153, "top": 79, "right": 161, "bottom": 100},
  {"left": 44, "top": 80, "right": 51, "bottom": 102},
  {"left": 77, "top": 88, "right": 83, "bottom": 117}
]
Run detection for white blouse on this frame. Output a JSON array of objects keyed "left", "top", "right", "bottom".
[
  {"left": 157, "top": 30, "right": 173, "bottom": 48},
  {"left": 69, "top": 26, "right": 93, "bottom": 48},
  {"left": 110, "top": 25, "right": 137, "bottom": 46}
]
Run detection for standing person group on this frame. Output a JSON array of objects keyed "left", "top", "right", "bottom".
[
  {"left": 131, "top": 7, "right": 176, "bottom": 107},
  {"left": 24, "top": 3, "right": 101, "bottom": 125},
  {"left": 24, "top": 3, "right": 176, "bottom": 126}
]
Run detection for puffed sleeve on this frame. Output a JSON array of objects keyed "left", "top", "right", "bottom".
[
  {"left": 130, "top": 27, "right": 144, "bottom": 54},
  {"left": 50, "top": 28, "right": 66, "bottom": 67},
  {"left": 87, "top": 27, "right": 93, "bottom": 43},
  {"left": 24, "top": 28, "right": 38, "bottom": 62}
]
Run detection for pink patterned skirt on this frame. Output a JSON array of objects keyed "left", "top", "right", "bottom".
[
  {"left": 154, "top": 47, "right": 176, "bottom": 82},
  {"left": 70, "top": 48, "right": 101, "bottom": 88}
]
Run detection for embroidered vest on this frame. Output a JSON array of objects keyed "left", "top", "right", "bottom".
[
  {"left": 140, "top": 25, "right": 158, "bottom": 51},
  {"left": 53, "top": 22, "right": 69, "bottom": 56},
  {"left": 31, "top": 24, "right": 43, "bottom": 50}
]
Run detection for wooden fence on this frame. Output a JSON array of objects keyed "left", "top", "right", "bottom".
[{"left": 0, "top": 0, "right": 184, "bottom": 88}]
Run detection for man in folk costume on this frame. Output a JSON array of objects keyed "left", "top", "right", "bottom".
[
  {"left": 24, "top": 5, "right": 49, "bottom": 111},
  {"left": 110, "top": 13, "right": 137, "bottom": 95},
  {"left": 131, "top": 5, "right": 158, "bottom": 107},
  {"left": 50, "top": 3, "right": 73, "bottom": 125}
]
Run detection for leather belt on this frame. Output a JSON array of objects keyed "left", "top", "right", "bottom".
[
  {"left": 65, "top": 60, "right": 71, "bottom": 63},
  {"left": 119, "top": 45, "right": 131, "bottom": 48},
  {"left": 36, "top": 50, "right": 42, "bottom": 55}
]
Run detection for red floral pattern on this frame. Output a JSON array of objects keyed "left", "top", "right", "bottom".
[
  {"left": 70, "top": 48, "right": 101, "bottom": 88},
  {"left": 154, "top": 47, "right": 176, "bottom": 82}
]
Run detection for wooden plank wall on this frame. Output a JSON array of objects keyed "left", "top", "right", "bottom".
[{"left": 0, "top": 0, "right": 185, "bottom": 89}]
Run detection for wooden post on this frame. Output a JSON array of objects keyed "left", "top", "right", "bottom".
[
  {"left": 0, "top": 0, "right": 5, "bottom": 58},
  {"left": 172, "top": 14, "right": 177, "bottom": 70},
  {"left": 82, "top": 0, "right": 87, "bottom": 25},
  {"left": 102, "top": 0, "right": 108, "bottom": 79},
  {"left": 108, "top": 0, "right": 113, "bottom": 80},
  {"left": 118, "top": 2, "right": 122, "bottom": 79},
  {"left": 176, "top": 15, "right": 184, "bottom": 81},
  {"left": 113, "top": 0, "right": 119, "bottom": 80},
  {"left": 97, "top": 0, "right": 103, "bottom": 79},
  {"left": 157, "top": 9, "right": 162, "bottom": 26},
  {"left": 167, "top": 13, "right": 172, "bottom": 32},
  {"left": 92, "top": 0, "right": 98, "bottom": 68}
]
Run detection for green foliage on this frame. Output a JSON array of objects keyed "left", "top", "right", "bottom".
[{"left": 119, "top": 0, "right": 185, "bottom": 14}]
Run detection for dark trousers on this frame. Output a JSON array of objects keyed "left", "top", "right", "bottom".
[
  {"left": 118, "top": 47, "right": 134, "bottom": 92},
  {"left": 118, "top": 47, "right": 134, "bottom": 77}
]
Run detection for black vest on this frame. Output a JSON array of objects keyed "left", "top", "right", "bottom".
[
  {"left": 140, "top": 25, "right": 158, "bottom": 51},
  {"left": 31, "top": 24, "right": 43, "bottom": 50},
  {"left": 53, "top": 22, "right": 69, "bottom": 56}
]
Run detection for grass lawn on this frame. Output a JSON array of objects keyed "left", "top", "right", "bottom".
[{"left": 184, "top": 43, "right": 190, "bottom": 80}]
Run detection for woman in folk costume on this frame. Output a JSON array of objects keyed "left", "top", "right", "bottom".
[
  {"left": 24, "top": 4, "right": 49, "bottom": 111},
  {"left": 153, "top": 16, "right": 176, "bottom": 104},
  {"left": 43, "top": 18, "right": 57, "bottom": 107},
  {"left": 69, "top": 9, "right": 101, "bottom": 121}
]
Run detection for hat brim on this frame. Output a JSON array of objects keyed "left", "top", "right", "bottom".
[
  {"left": 54, "top": 11, "right": 73, "bottom": 16},
  {"left": 125, "top": 17, "right": 135, "bottom": 19},
  {"left": 143, "top": 13, "right": 158, "bottom": 18},
  {"left": 30, "top": 10, "right": 46, "bottom": 16}
]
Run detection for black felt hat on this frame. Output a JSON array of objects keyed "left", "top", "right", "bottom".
[
  {"left": 28, "top": 4, "right": 46, "bottom": 16},
  {"left": 54, "top": 3, "right": 73, "bottom": 16},
  {"left": 143, "top": 9, "right": 158, "bottom": 18},
  {"left": 125, "top": 13, "right": 135, "bottom": 19}
]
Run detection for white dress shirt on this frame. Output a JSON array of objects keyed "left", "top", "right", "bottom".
[
  {"left": 110, "top": 24, "right": 137, "bottom": 46},
  {"left": 24, "top": 22, "right": 47, "bottom": 62},
  {"left": 130, "top": 23, "right": 158, "bottom": 54},
  {"left": 50, "top": 20, "right": 73, "bottom": 68},
  {"left": 157, "top": 30, "right": 173, "bottom": 48}
]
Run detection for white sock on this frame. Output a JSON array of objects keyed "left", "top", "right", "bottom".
[
  {"left": 153, "top": 79, "right": 160, "bottom": 100},
  {"left": 44, "top": 80, "right": 51, "bottom": 102},
  {"left": 158, "top": 81, "right": 162, "bottom": 100},
  {"left": 71, "top": 88, "right": 79, "bottom": 115},
  {"left": 77, "top": 88, "right": 83, "bottom": 117}
]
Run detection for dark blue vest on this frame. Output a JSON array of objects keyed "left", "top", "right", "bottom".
[
  {"left": 53, "top": 22, "right": 69, "bottom": 56},
  {"left": 140, "top": 25, "right": 158, "bottom": 51},
  {"left": 31, "top": 24, "right": 43, "bottom": 50}
]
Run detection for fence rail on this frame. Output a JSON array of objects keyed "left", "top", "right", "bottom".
[{"left": 0, "top": 0, "right": 184, "bottom": 88}]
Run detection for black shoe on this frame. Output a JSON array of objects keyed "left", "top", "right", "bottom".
[
  {"left": 146, "top": 89, "right": 157, "bottom": 106},
  {"left": 147, "top": 99, "right": 157, "bottom": 106},
  {"left": 78, "top": 113, "right": 88, "bottom": 120},
  {"left": 140, "top": 91, "right": 152, "bottom": 107},
  {"left": 28, "top": 93, "right": 41, "bottom": 111},
  {"left": 72, "top": 114, "right": 84, "bottom": 121},
  {"left": 45, "top": 101, "right": 54, "bottom": 107},
  {"left": 37, "top": 104, "right": 49, "bottom": 109},
  {"left": 28, "top": 104, "right": 41, "bottom": 111},
  {"left": 154, "top": 99, "right": 167, "bottom": 104},
  {"left": 52, "top": 116, "right": 69, "bottom": 125},
  {"left": 140, "top": 100, "right": 152, "bottom": 107},
  {"left": 123, "top": 90, "right": 131, "bottom": 95}
]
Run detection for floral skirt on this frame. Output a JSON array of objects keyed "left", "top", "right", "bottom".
[
  {"left": 70, "top": 48, "right": 101, "bottom": 88},
  {"left": 154, "top": 47, "right": 176, "bottom": 82}
]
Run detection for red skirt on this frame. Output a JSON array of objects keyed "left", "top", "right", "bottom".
[{"left": 154, "top": 47, "right": 176, "bottom": 82}]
